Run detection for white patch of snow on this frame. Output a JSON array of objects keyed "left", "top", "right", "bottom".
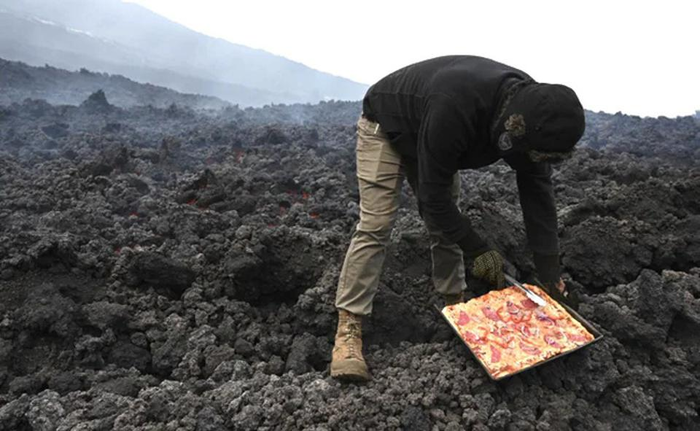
[
  {"left": 30, "top": 16, "right": 95, "bottom": 37},
  {"left": 33, "top": 17, "right": 57, "bottom": 26},
  {"left": 66, "top": 27, "right": 95, "bottom": 37}
]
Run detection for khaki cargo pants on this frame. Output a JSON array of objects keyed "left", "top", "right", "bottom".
[{"left": 335, "top": 115, "right": 466, "bottom": 316}]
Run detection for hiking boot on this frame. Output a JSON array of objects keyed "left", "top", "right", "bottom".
[
  {"left": 330, "top": 309, "right": 370, "bottom": 382},
  {"left": 443, "top": 291, "right": 465, "bottom": 306}
]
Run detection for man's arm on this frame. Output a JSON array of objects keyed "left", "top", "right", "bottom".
[
  {"left": 415, "top": 96, "right": 489, "bottom": 257},
  {"left": 504, "top": 153, "right": 561, "bottom": 282}
]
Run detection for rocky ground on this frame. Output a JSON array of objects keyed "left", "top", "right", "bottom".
[{"left": 0, "top": 93, "right": 699, "bottom": 430}]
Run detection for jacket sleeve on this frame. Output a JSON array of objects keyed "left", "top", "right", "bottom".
[
  {"left": 504, "top": 153, "right": 561, "bottom": 282},
  {"left": 416, "top": 96, "right": 490, "bottom": 257}
]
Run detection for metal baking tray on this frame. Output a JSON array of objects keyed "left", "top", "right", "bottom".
[{"left": 435, "top": 294, "right": 603, "bottom": 381}]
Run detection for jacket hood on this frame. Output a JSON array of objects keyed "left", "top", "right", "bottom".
[{"left": 491, "top": 82, "right": 585, "bottom": 156}]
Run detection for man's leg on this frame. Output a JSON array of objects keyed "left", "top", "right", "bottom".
[
  {"left": 428, "top": 173, "right": 467, "bottom": 297},
  {"left": 332, "top": 116, "right": 403, "bottom": 381},
  {"left": 405, "top": 166, "right": 466, "bottom": 298},
  {"left": 334, "top": 117, "right": 404, "bottom": 316}
]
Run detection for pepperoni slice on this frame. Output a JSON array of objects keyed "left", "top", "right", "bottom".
[
  {"left": 462, "top": 330, "right": 480, "bottom": 344},
  {"left": 535, "top": 310, "right": 557, "bottom": 326},
  {"left": 520, "top": 298, "right": 538, "bottom": 310},
  {"left": 490, "top": 345, "right": 501, "bottom": 363},
  {"left": 481, "top": 306, "right": 501, "bottom": 321},
  {"left": 567, "top": 333, "right": 590, "bottom": 343},
  {"left": 462, "top": 329, "right": 488, "bottom": 345},
  {"left": 519, "top": 342, "right": 541, "bottom": 356},
  {"left": 544, "top": 335, "right": 561, "bottom": 348},
  {"left": 457, "top": 311, "right": 471, "bottom": 326}
]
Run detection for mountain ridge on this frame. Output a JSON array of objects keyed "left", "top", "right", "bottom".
[
  {"left": 0, "top": 57, "right": 232, "bottom": 110},
  {"left": 0, "top": 0, "right": 368, "bottom": 106}
]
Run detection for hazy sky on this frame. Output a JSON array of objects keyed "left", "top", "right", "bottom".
[{"left": 125, "top": 0, "right": 698, "bottom": 117}]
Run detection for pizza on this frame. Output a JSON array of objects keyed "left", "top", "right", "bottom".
[{"left": 442, "top": 284, "right": 595, "bottom": 379}]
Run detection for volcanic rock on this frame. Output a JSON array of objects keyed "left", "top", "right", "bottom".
[
  {"left": 120, "top": 251, "right": 196, "bottom": 296},
  {"left": 0, "top": 96, "right": 698, "bottom": 430},
  {"left": 80, "top": 89, "right": 113, "bottom": 113}
]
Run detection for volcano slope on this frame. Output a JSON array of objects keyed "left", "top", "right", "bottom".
[{"left": 0, "top": 96, "right": 699, "bottom": 431}]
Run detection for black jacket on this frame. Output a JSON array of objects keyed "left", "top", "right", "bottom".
[{"left": 362, "top": 55, "right": 560, "bottom": 281}]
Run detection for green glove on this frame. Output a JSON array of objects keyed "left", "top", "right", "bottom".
[{"left": 471, "top": 250, "right": 506, "bottom": 288}]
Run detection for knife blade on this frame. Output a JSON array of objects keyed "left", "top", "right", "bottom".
[{"left": 504, "top": 274, "right": 547, "bottom": 307}]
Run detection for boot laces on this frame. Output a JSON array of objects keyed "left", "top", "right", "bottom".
[{"left": 344, "top": 321, "right": 360, "bottom": 357}]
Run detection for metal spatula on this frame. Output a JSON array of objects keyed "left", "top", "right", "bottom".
[{"left": 504, "top": 274, "right": 547, "bottom": 307}]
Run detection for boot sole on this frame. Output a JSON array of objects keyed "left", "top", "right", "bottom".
[{"left": 330, "top": 360, "right": 371, "bottom": 382}]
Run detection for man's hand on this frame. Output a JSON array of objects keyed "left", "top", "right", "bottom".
[
  {"left": 544, "top": 278, "right": 566, "bottom": 295},
  {"left": 471, "top": 250, "right": 506, "bottom": 288},
  {"left": 542, "top": 277, "right": 580, "bottom": 310}
]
